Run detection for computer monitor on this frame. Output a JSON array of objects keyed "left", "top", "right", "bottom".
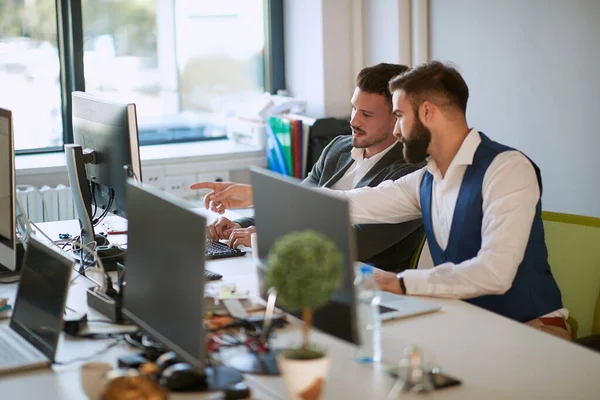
[
  {"left": 65, "top": 91, "right": 142, "bottom": 250},
  {"left": 123, "top": 180, "right": 243, "bottom": 388},
  {"left": 0, "top": 108, "right": 24, "bottom": 279},
  {"left": 122, "top": 180, "right": 208, "bottom": 370},
  {"left": 251, "top": 167, "right": 359, "bottom": 345}
]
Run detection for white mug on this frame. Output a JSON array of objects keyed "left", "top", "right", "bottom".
[{"left": 80, "top": 361, "right": 113, "bottom": 399}]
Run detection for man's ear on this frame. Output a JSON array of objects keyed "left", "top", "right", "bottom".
[{"left": 420, "top": 101, "right": 434, "bottom": 122}]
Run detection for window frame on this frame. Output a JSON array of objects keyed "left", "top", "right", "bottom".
[{"left": 14, "top": 0, "right": 285, "bottom": 155}]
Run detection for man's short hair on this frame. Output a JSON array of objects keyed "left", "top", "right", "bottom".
[
  {"left": 356, "top": 63, "right": 409, "bottom": 105},
  {"left": 388, "top": 61, "right": 469, "bottom": 114}
]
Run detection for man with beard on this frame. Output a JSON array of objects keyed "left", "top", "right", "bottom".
[
  {"left": 192, "top": 63, "right": 426, "bottom": 273},
  {"left": 337, "top": 61, "right": 569, "bottom": 339}
]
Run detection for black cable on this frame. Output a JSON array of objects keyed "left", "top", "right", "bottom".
[
  {"left": 91, "top": 182, "right": 98, "bottom": 219},
  {"left": 94, "top": 189, "right": 115, "bottom": 226},
  {"left": 54, "top": 338, "right": 123, "bottom": 365}
]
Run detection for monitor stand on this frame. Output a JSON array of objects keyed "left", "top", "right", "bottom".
[{"left": 66, "top": 144, "right": 125, "bottom": 272}]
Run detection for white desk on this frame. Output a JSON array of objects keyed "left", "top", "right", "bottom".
[{"left": 2, "top": 218, "right": 600, "bottom": 399}]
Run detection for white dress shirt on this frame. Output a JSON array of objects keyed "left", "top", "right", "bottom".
[
  {"left": 337, "top": 129, "right": 565, "bottom": 319},
  {"left": 330, "top": 141, "right": 397, "bottom": 190}
]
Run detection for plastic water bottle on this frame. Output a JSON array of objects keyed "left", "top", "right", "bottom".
[{"left": 354, "top": 264, "right": 382, "bottom": 363}]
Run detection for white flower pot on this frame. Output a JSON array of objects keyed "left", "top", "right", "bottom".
[{"left": 277, "top": 352, "right": 330, "bottom": 400}]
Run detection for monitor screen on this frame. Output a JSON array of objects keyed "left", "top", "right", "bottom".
[
  {"left": 251, "top": 167, "right": 359, "bottom": 344},
  {"left": 11, "top": 236, "right": 73, "bottom": 360},
  {"left": 122, "top": 180, "right": 207, "bottom": 371},
  {"left": 72, "top": 91, "right": 142, "bottom": 218},
  {"left": 0, "top": 108, "right": 16, "bottom": 271}
]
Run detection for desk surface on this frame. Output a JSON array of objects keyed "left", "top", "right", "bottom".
[{"left": 1, "top": 218, "right": 600, "bottom": 399}]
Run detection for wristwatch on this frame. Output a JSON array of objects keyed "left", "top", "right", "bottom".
[{"left": 396, "top": 272, "right": 407, "bottom": 294}]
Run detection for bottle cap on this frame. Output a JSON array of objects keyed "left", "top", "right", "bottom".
[{"left": 360, "top": 264, "right": 373, "bottom": 275}]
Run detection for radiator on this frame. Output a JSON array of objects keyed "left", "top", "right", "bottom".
[{"left": 16, "top": 185, "right": 75, "bottom": 223}]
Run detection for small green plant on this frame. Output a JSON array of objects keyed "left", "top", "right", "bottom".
[{"left": 266, "top": 230, "right": 342, "bottom": 359}]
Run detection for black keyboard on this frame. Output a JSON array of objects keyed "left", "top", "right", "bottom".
[
  {"left": 205, "top": 269, "right": 222, "bottom": 281},
  {"left": 205, "top": 240, "right": 246, "bottom": 260}
]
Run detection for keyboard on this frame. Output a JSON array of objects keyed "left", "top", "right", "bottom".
[
  {"left": 205, "top": 269, "right": 222, "bottom": 282},
  {"left": 0, "top": 326, "right": 46, "bottom": 371},
  {"left": 205, "top": 240, "right": 246, "bottom": 260}
]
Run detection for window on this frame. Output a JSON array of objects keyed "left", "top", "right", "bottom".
[
  {"left": 0, "top": 0, "right": 284, "bottom": 154},
  {"left": 0, "top": 0, "right": 63, "bottom": 151},
  {"left": 83, "top": 0, "right": 266, "bottom": 145}
]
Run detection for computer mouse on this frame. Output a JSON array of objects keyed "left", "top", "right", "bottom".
[
  {"left": 155, "top": 351, "right": 178, "bottom": 373},
  {"left": 160, "top": 362, "right": 206, "bottom": 391}
]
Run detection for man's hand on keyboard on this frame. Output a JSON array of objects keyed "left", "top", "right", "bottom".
[
  {"left": 189, "top": 181, "right": 253, "bottom": 213},
  {"left": 227, "top": 226, "right": 256, "bottom": 248},
  {"left": 208, "top": 216, "right": 241, "bottom": 241}
]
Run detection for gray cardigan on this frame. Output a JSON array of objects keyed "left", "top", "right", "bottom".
[{"left": 237, "top": 135, "right": 425, "bottom": 272}]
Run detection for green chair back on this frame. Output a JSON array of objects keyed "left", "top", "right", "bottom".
[
  {"left": 543, "top": 212, "right": 600, "bottom": 338},
  {"left": 408, "top": 234, "right": 427, "bottom": 270}
]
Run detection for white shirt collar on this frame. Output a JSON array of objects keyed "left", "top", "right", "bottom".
[
  {"left": 426, "top": 128, "right": 480, "bottom": 180},
  {"left": 350, "top": 140, "right": 399, "bottom": 163}
]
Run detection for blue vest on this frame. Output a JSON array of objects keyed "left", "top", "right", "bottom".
[{"left": 420, "top": 133, "right": 562, "bottom": 322}]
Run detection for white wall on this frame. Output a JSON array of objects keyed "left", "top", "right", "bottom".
[
  {"left": 284, "top": 0, "right": 325, "bottom": 116},
  {"left": 284, "top": 0, "right": 599, "bottom": 216},
  {"left": 283, "top": 0, "right": 356, "bottom": 118},
  {"left": 363, "top": 0, "right": 405, "bottom": 65},
  {"left": 430, "top": 0, "right": 600, "bottom": 217}
]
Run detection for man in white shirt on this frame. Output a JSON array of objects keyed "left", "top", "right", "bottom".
[
  {"left": 192, "top": 64, "right": 425, "bottom": 272},
  {"left": 341, "top": 61, "right": 568, "bottom": 339},
  {"left": 191, "top": 61, "right": 570, "bottom": 339}
]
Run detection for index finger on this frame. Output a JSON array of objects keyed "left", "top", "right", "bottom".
[{"left": 190, "top": 181, "right": 219, "bottom": 190}]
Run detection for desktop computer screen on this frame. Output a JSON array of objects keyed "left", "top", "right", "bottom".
[
  {"left": 67, "top": 92, "right": 142, "bottom": 248},
  {"left": 0, "top": 108, "right": 18, "bottom": 276},
  {"left": 251, "top": 167, "right": 359, "bottom": 345},
  {"left": 122, "top": 180, "right": 208, "bottom": 371}
]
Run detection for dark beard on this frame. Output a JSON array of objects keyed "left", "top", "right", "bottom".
[{"left": 400, "top": 115, "right": 431, "bottom": 164}]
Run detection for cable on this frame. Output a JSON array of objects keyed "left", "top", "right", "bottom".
[
  {"left": 30, "top": 221, "right": 108, "bottom": 292},
  {"left": 54, "top": 338, "right": 123, "bottom": 365},
  {"left": 91, "top": 182, "right": 98, "bottom": 220},
  {"left": 93, "top": 189, "right": 114, "bottom": 227}
]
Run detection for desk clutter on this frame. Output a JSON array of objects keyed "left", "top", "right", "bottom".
[
  {"left": 0, "top": 297, "right": 10, "bottom": 319},
  {"left": 78, "top": 295, "right": 289, "bottom": 400},
  {"left": 0, "top": 169, "right": 460, "bottom": 399},
  {"left": 79, "top": 341, "right": 252, "bottom": 399}
]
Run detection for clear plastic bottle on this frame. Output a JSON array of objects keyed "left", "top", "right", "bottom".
[{"left": 354, "top": 264, "right": 382, "bottom": 363}]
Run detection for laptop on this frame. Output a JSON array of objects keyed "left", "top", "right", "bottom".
[
  {"left": 352, "top": 262, "right": 441, "bottom": 321},
  {"left": 0, "top": 235, "right": 74, "bottom": 374},
  {"left": 251, "top": 167, "right": 440, "bottom": 327},
  {"left": 377, "top": 292, "right": 440, "bottom": 321}
]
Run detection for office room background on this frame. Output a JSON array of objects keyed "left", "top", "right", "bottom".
[
  {"left": 286, "top": 0, "right": 600, "bottom": 219},
  {"left": 2, "top": 0, "right": 599, "bottom": 219}
]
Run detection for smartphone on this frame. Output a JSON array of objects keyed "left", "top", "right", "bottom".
[{"left": 387, "top": 367, "right": 462, "bottom": 390}]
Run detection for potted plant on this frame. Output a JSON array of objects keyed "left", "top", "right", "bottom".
[{"left": 266, "top": 230, "right": 342, "bottom": 400}]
